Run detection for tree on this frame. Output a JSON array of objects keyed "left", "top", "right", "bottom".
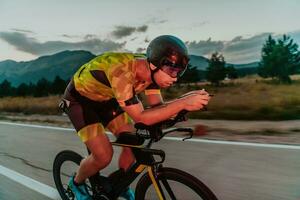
[
  {"left": 50, "top": 76, "right": 67, "bottom": 94},
  {"left": 206, "top": 52, "right": 227, "bottom": 86},
  {"left": 258, "top": 34, "right": 300, "bottom": 83},
  {"left": 179, "top": 64, "right": 205, "bottom": 83},
  {"left": 16, "top": 83, "right": 30, "bottom": 96},
  {"left": 34, "top": 78, "right": 51, "bottom": 97},
  {"left": 226, "top": 65, "right": 238, "bottom": 79},
  {"left": 0, "top": 80, "right": 13, "bottom": 96},
  {"left": 258, "top": 35, "right": 276, "bottom": 78},
  {"left": 26, "top": 82, "right": 36, "bottom": 96}
]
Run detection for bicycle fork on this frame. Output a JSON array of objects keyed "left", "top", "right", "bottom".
[{"left": 148, "top": 166, "right": 165, "bottom": 200}]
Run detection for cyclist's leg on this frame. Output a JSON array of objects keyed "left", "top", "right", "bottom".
[
  {"left": 63, "top": 96, "right": 114, "bottom": 184},
  {"left": 107, "top": 113, "right": 135, "bottom": 171},
  {"left": 107, "top": 113, "right": 135, "bottom": 200},
  {"left": 74, "top": 123, "right": 113, "bottom": 184}
]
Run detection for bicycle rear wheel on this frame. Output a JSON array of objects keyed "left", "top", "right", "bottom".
[
  {"left": 135, "top": 167, "right": 218, "bottom": 200},
  {"left": 53, "top": 150, "right": 92, "bottom": 200}
]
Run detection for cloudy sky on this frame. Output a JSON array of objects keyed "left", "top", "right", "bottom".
[{"left": 0, "top": 0, "right": 299, "bottom": 63}]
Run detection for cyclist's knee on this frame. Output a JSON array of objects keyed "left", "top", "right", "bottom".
[
  {"left": 85, "top": 134, "right": 113, "bottom": 168},
  {"left": 92, "top": 151, "right": 113, "bottom": 168},
  {"left": 92, "top": 143, "right": 113, "bottom": 167}
]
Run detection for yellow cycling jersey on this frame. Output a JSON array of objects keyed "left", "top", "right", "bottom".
[{"left": 73, "top": 52, "right": 160, "bottom": 107}]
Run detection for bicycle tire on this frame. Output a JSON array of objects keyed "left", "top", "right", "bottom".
[
  {"left": 53, "top": 150, "right": 83, "bottom": 200},
  {"left": 135, "top": 167, "right": 218, "bottom": 200}
]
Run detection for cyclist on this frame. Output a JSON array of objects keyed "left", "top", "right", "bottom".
[{"left": 60, "top": 35, "right": 211, "bottom": 200}]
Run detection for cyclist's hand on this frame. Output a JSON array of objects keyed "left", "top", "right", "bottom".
[
  {"left": 180, "top": 89, "right": 210, "bottom": 98},
  {"left": 182, "top": 92, "right": 211, "bottom": 111}
]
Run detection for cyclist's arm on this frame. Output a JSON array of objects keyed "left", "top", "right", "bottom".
[
  {"left": 145, "top": 93, "right": 164, "bottom": 107},
  {"left": 144, "top": 85, "right": 163, "bottom": 107},
  {"left": 122, "top": 98, "right": 185, "bottom": 125}
]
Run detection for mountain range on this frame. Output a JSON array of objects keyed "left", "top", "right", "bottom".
[
  {"left": 0, "top": 50, "right": 259, "bottom": 86},
  {"left": 189, "top": 55, "right": 259, "bottom": 70}
]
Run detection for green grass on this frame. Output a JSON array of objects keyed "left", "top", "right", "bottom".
[{"left": 0, "top": 96, "right": 62, "bottom": 115}]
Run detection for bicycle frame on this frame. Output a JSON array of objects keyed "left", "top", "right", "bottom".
[
  {"left": 88, "top": 133, "right": 167, "bottom": 199},
  {"left": 89, "top": 126, "right": 194, "bottom": 200}
]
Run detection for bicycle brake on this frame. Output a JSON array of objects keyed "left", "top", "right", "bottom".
[{"left": 182, "top": 128, "right": 194, "bottom": 141}]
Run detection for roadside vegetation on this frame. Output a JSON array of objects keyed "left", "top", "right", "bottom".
[
  {"left": 0, "top": 95, "right": 61, "bottom": 115},
  {"left": 0, "top": 75, "right": 299, "bottom": 120},
  {"left": 163, "top": 75, "right": 300, "bottom": 120}
]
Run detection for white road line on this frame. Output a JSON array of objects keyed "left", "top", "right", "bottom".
[
  {"left": 0, "top": 165, "right": 60, "bottom": 200},
  {"left": 164, "top": 136, "right": 300, "bottom": 150},
  {"left": 1, "top": 121, "right": 300, "bottom": 150},
  {"left": 0, "top": 121, "right": 74, "bottom": 131}
]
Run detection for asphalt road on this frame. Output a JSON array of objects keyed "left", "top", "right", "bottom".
[
  {"left": 0, "top": 121, "right": 300, "bottom": 200},
  {"left": 0, "top": 174, "right": 53, "bottom": 200}
]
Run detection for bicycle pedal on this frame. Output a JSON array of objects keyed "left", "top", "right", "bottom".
[{"left": 65, "top": 186, "right": 75, "bottom": 199}]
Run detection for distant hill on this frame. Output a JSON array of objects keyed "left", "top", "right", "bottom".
[
  {"left": 188, "top": 54, "right": 259, "bottom": 70},
  {"left": 0, "top": 50, "right": 259, "bottom": 86},
  {"left": 229, "top": 62, "right": 260, "bottom": 68},
  {"left": 189, "top": 55, "right": 209, "bottom": 70},
  {"left": 0, "top": 50, "right": 95, "bottom": 86},
  {"left": 187, "top": 54, "right": 259, "bottom": 78}
]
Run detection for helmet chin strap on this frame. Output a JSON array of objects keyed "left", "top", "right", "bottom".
[
  {"left": 150, "top": 67, "right": 160, "bottom": 86},
  {"left": 147, "top": 60, "right": 160, "bottom": 86}
]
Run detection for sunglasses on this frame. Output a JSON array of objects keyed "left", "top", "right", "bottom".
[
  {"left": 160, "top": 59, "right": 187, "bottom": 77},
  {"left": 160, "top": 65, "right": 186, "bottom": 78}
]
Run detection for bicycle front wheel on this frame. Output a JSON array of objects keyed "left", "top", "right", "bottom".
[
  {"left": 53, "top": 150, "right": 84, "bottom": 200},
  {"left": 135, "top": 167, "right": 218, "bottom": 200}
]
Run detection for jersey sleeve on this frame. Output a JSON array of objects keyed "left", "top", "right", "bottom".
[
  {"left": 110, "top": 64, "right": 140, "bottom": 107},
  {"left": 144, "top": 83, "right": 161, "bottom": 95}
]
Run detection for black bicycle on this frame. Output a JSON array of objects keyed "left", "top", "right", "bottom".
[{"left": 53, "top": 110, "right": 218, "bottom": 200}]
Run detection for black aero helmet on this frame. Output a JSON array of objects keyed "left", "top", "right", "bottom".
[{"left": 146, "top": 35, "right": 189, "bottom": 77}]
